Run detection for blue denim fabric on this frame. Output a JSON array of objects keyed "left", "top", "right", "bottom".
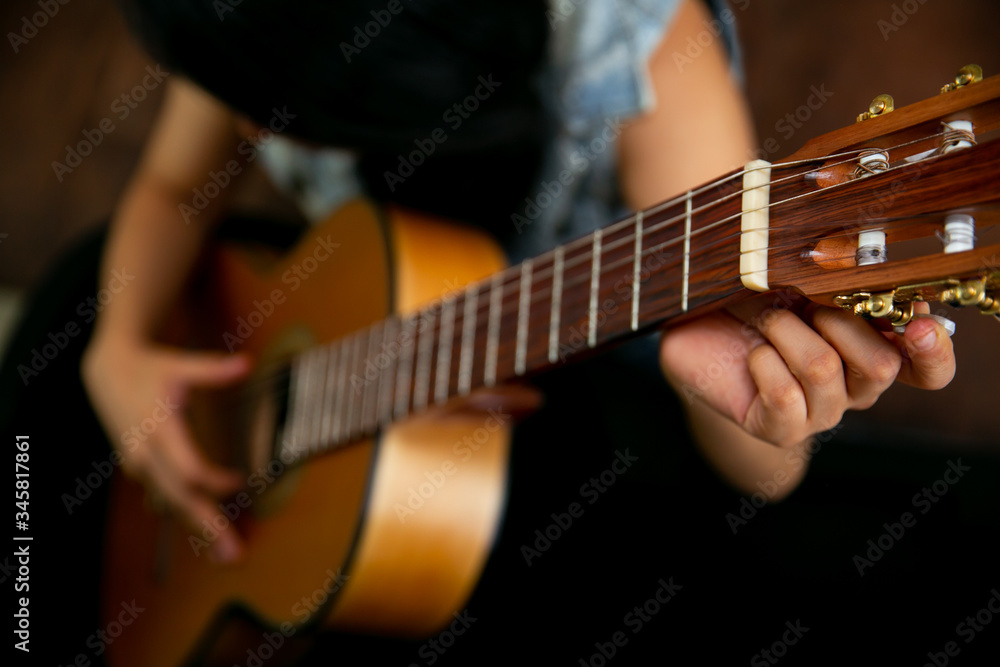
[
  {"left": 257, "top": 0, "right": 741, "bottom": 387},
  {"left": 508, "top": 0, "right": 742, "bottom": 263},
  {"left": 258, "top": 0, "right": 739, "bottom": 267}
]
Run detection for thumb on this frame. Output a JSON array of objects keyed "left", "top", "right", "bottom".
[{"left": 170, "top": 352, "right": 253, "bottom": 388}]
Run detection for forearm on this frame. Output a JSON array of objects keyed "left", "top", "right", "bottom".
[
  {"left": 94, "top": 182, "right": 219, "bottom": 344},
  {"left": 90, "top": 79, "right": 241, "bottom": 347},
  {"left": 684, "top": 396, "right": 808, "bottom": 500},
  {"left": 619, "top": 0, "right": 812, "bottom": 497}
]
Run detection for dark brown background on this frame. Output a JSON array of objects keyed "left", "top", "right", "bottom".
[{"left": 1, "top": 0, "right": 998, "bottom": 445}]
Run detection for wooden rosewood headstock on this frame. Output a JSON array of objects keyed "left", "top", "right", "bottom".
[{"left": 755, "top": 65, "right": 1000, "bottom": 329}]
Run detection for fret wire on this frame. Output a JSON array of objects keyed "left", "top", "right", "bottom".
[
  {"left": 484, "top": 272, "right": 503, "bottom": 387},
  {"left": 449, "top": 145, "right": 888, "bottom": 329},
  {"left": 588, "top": 229, "right": 602, "bottom": 348},
  {"left": 459, "top": 284, "right": 478, "bottom": 395},
  {"left": 394, "top": 313, "right": 417, "bottom": 419},
  {"left": 631, "top": 212, "right": 642, "bottom": 331},
  {"left": 320, "top": 342, "right": 339, "bottom": 451},
  {"left": 377, "top": 316, "right": 399, "bottom": 426},
  {"left": 362, "top": 322, "right": 381, "bottom": 434},
  {"left": 332, "top": 332, "right": 350, "bottom": 444},
  {"left": 435, "top": 297, "right": 456, "bottom": 404},
  {"left": 301, "top": 349, "right": 321, "bottom": 453},
  {"left": 414, "top": 308, "right": 434, "bottom": 411},
  {"left": 548, "top": 246, "right": 564, "bottom": 363},
  {"left": 682, "top": 190, "right": 693, "bottom": 312},
  {"left": 515, "top": 259, "right": 532, "bottom": 376},
  {"left": 410, "top": 141, "right": 927, "bottom": 331},
  {"left": 346, "top": 332, "right": 362, "bottom": 440},
  {"left": 308, "top": 345, "right": 328, "bottom": 454},
  {"left": 285, "top": 352, "right": 310, "bottom": 458},
  {"left": 295, "top": 348, "right": 313, "bottom": 454},
  {"left": 223, "top": 143, "right": 953, "bottom": 423}
]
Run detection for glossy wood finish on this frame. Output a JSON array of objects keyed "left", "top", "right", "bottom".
[
  {"left": 324, "top": 206, "right": 510, "bottom": 636},
  {"left": 102, "top": 202, "right": 511, "bottom": 665},
  {"left": 101, "top": 75, "right": 1000, "bottom": 666}
]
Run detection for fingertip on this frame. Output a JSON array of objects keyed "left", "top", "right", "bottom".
[
  {"left": 202, "top": 465, "right": 246, "bottom": 496},
  {"left": 903, "top": 318, "right": 940, "bottom": 354},
  {"left": 901, "top": 319, "right": 955, "bottom": 389},
  {"left": 209, "top": 533, "right": 244, "bottom": 565},
  {"left": 224, "top": 352, "right": 254, "bottom": 376}
]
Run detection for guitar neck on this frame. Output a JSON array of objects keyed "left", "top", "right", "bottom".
[
  {"left": 278, "top": 126, "right": 1000, "bottom": 462},
  {"left": 278, "top": 166, "right": 753, "bottom": 461}
]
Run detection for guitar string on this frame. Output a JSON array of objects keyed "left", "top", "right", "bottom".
[
  {"left": 224, "top": 128, "right": 953, "bottom": 405},
  {"left": 395, "top": 127, "right": 951, "bottom": 317},
  {"left": 217, "top": 129, "right": 968, "bottom": 427},
  {"left": 219, "top": 144, "right": 968, "bottom": 446},
  {"left": 226, "top": 128, "right": 957, "bottom": 400},
  {"left": 283, "top": 127, "right": 952, "bottom": 353},
  {"left": 220, "top": 205, "right": 951, "bottom": 437},
  {"left": 275, "top": 143, "right": 991, "bottom": 456},
  {"left": 232, "top": 200, "right": 974, "bottom": 462}
]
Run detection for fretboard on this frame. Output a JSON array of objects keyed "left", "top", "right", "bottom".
[{"left": 277, "top": 165, "right": 761, "bottom": 462}]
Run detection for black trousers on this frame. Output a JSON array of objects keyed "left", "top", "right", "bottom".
[{"left": 4, "top": 223, "right": 999, "bottom": 666}]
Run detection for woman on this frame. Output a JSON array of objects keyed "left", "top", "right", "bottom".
[{"left": 6, "top": 0, "right": 958, "bottom": 663}]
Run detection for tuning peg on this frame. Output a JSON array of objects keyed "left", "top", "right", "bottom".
[
  {"left": 856, "top": 94, "right": 895, "bottom": 123},
  {"left": 941, "top": 64, "right": 983, "bottom": 93},
  {"left": 940, "top": 276, "right": 1000, "bottom": 317}
]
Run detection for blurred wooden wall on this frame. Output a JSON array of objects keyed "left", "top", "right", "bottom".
[{"left": 1, "top": 0, "right": 998, "bottom": 444}]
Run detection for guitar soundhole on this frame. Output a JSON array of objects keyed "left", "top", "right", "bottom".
[{"left": 244, "top": 361, "right": 303, "bottom": 517}]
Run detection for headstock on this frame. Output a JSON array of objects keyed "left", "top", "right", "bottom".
[{"left": 760, "top": 65, "right": 1000, "bottom": 329}]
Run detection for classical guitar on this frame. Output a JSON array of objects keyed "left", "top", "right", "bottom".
[{"left": 102, "top": 67, "right": 1000, "bottom": 666}]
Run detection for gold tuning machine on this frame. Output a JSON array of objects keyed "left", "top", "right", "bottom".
[
  {"left": 834, "top": 291, "right": 914, "bottom": 325},
  {"left": 940, "top": 275, "right": 1000, "bottom": 316},
  {"left": 941, "top": 64, "right": 983, "bottom": 93},
  {"left": 856, "top": 94, "right": 895, "bottom": 123},
  {"left": 835, "top": 273, "right": 1000, "bottom": 327}
]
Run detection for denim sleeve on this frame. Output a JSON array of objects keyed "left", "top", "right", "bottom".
[{"left": 505, "top": 0, "right": 742, "bottom": 264}]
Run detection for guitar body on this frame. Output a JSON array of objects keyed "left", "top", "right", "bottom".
[
  {"left": 102, "top": 201, "right": 511, "bottom": 666},
  {"left": 97, "top": 71, "right": 1000, "bottom": 666}
]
